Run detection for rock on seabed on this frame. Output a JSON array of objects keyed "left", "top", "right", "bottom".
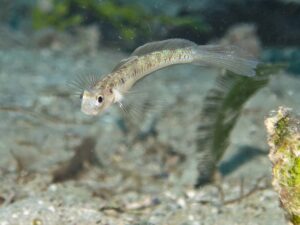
[{"left": 265, "top": 107, "right": 300, "bottom": 225}]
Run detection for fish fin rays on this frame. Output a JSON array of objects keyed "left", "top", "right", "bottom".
[
  {"left": 68, "top": 72, "right": 101, "bottom": 99},
  {"left": 111, "top": 56, "right": 138, "bottom": 72},
  {"left": 131, "top": 38, "right": 197, "bottom": 57},
  {"left": 193, "top": 45, "right": 259, "bottom": 77},
  {"left": 115, "top": 83, "right": 168, "bottom": 129}
]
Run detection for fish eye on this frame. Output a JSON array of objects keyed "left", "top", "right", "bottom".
[{"left": 97, "top": 95, "right": 104, "bottom": 103}]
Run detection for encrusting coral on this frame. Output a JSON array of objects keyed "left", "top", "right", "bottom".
[{"left": 265, "top": 107, "right": 300, "bottom": 225}]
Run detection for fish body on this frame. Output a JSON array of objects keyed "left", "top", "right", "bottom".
[{"left": 79, "top": 39, "right": 259, "bottom": 116}]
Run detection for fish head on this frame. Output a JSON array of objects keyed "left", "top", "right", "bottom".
[{"left": 81, "top": 88, "right": 114, "bottom": 116}]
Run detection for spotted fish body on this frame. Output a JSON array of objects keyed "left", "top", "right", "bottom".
[
  {"left": 79, "top": 39, "right": 259, "bottom": 115},
  {"left": 99, "top": 49, "right": 192, "bottom": 90}
]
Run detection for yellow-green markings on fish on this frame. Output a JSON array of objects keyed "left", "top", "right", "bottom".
[{"left": 77, "top": 38, "right": 258, "bottom": 116}]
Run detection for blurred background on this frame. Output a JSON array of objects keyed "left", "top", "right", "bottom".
[{"left": 1, "top": 0, "right": 300, "bottom": 73}]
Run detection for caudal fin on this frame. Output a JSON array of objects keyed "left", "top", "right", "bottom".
[{"left": 193, "top": 45, "right": 259, "bottom": 77}]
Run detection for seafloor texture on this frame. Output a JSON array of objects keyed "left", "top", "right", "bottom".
[{"left": 0, "top": 33, "right": 300, "bottom": 225}]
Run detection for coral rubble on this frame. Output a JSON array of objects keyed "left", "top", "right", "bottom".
[{"left": 265, "top": 107, "right": 300, "bottom": 225}]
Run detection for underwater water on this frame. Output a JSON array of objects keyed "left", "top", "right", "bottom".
[{"left": 0, "top": 0, "right": 300, "bottom": 225}]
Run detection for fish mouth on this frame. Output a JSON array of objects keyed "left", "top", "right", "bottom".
[{"left": 81, "top": 105, "right": 99, "bottom": 116}]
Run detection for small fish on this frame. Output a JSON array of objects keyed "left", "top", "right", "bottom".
[{"left": 75, "top": 39, "right": 259, "bottom": 116}]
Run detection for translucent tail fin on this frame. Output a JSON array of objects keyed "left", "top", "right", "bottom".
[{"left": 193, "top": 45, "right": 259, "bottom": 77}]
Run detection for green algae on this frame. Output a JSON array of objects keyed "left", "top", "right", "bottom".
[
  {"left": 32, "top": 0, "right": 208, "bottom": 46},
  {"left": 196, "top": 63, "right": 285, "bottom": 186}
]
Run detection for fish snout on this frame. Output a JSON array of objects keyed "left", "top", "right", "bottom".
[{"left": 81, "top": 100, "right": 99, "bottom": 115}]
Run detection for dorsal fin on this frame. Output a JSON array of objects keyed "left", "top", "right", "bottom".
[
  {"left": 131, "top": 38, "right": 197, "bottom": 57},
  {"left": 112, "top": 56, "right": 138, "bottom": 72},
  {"left": 112, "top": 39, "right": 197, "bottom": 72}
]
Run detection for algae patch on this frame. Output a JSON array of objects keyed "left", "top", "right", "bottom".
[
  {"left": 196, "top": 63, "right": 284, "bottom": 186},
  {"left": 265, "top": 107, "right": 300, "bottom": 225}
]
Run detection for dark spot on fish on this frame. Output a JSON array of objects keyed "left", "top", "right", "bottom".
[
  {"left": 121, "top": 78, "right": 125, "bottom": 84},
  {"left": 109, "top": 88, "right": 113, "bottom": 93}
]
